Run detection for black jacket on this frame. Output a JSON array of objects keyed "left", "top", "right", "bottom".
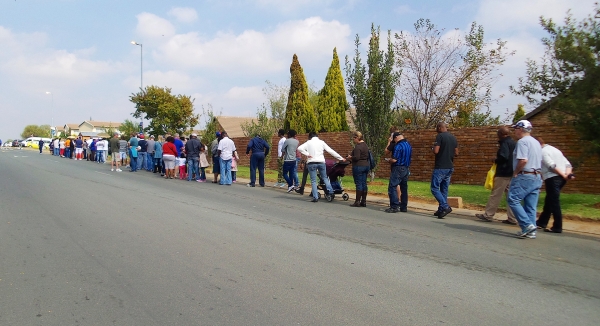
[{"left": 494, "top": 136, "right": 516, "bottom": 177}]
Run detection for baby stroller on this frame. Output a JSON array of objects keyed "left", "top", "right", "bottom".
[{"left": 313, "top": 159, "right": 351, "bottom": 202}]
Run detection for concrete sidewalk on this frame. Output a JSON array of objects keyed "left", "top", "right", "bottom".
[{"left": 240, "top": 177, "right": 600, "bottom": 237}]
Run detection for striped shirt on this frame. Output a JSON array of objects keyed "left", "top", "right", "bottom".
[{"left": 393, "top": 139, "right": 412, "bottom": 167}]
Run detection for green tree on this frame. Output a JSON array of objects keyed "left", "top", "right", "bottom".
[
  {"left": 130, "top": 85, "right": 199, "bottom": 136},
  {"left": 395, "top": 19, "right": 510, "bottom": 129},
  {"left": 119, "top": 119, "right": 138, "bottom": 136},
  {"left": 512, "top": 104, "right": 527, "bottom": 123},
  {"left": 21, "top": 124, "right": 51, "bottom": 139},
  {"left": 263, "top": 80, "right": 288, "bottom": 130},
  {"left": 315, "top": 48, "right": 349, "bottom": 132},
  {"left": 283, "top": 54, "right": 319, "bottom": 133},
  {"left": 345, "top": 24, "right": 397, "bottom": 171},
  {"left": 201, "top": 104, "right": 220, "bottom": 146},
  {"left": 511, "top": 5, "right": 600, "bottom": 155}
]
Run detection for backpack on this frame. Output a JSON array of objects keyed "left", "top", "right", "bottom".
[{"left": 367, "top": 150, "right": 376, "bottom": 171}]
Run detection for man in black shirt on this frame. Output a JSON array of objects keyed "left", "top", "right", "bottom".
[
  {"left": 431, "top": 122, "right": 458, "bottom": 218},
  {"left": 476, "top": 127, "right": 517, "bottom": 224}
]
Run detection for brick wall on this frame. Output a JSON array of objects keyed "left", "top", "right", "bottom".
[{"left": 230, "top": 124, "right": 599, "bottom": 194}]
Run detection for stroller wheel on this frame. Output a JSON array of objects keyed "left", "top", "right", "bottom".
[
  {"left": 317, "top": 192, "right": 322, "bottom": 199},
  {"left": 326, "top": 193, "right": 334, "bottom": 202},
  {"left": 342, "top": 193, "right": 349, "bottom": 201}
]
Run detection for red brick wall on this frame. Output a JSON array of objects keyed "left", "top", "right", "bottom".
[{"left": 231, "top": 124, "right": 599, "bottom": 194}]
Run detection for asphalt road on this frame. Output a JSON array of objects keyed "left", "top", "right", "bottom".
[{"left": 1, "top": 149, "right": 599, "bottom": 325}]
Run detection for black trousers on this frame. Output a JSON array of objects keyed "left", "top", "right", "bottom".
[{"left": 537, "top": 176, "right": 566, "bottom": 231}]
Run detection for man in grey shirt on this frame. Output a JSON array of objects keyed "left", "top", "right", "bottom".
[
  {"left": 507, "top": 120, "right": 543, "bottom": 239},
  {"left": 282, "top": 129, "right": 300, "bottom": 192},
  {"left": 146, "top": 135, "right": 156, "bottom": 171}
]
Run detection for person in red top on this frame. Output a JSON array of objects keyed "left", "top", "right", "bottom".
[{"left": 162, "top": 136, "right": 178, "bottom": 179}]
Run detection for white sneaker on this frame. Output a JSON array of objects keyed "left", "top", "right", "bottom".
[
  {"left": 111, "top": 168, "right": 114, "bottom": 171},
  {"left": 116, "top": 169, "right": 122, "bottom": 172}
]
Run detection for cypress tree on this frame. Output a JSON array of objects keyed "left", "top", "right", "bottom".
[
  {"left": 316, "top": 48, "right": 349, "bottom": 132},
  {"left": 283, "top": 54, "right": 319, "bottom": 133}
]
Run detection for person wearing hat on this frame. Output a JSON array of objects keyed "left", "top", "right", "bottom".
[
  {"left": 385, "top": 131, "right": 412, "bottom": 213},
  {"left": 185, "top": 133, "right": 203, "bottom": 181},
  {"left": 507, "top": 120, "right": 543, "bottom": 239},
  {"left": 431, "top": 122, "right": 458, "bottom": 219}
]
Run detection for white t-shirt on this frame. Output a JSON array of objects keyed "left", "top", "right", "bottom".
[
  {"left": 217, "top": 137, "right": 236, "bottom": 160},
  {"left": 96, "top": 140, "right": 105, "bottom": 150},
  {"left": 277, "top": 137, "right": 286, "bottom": 158},
  {"left": 541, "top": 144, "right": 571, "bottom": 180},
  {"left": 176, "top": 157, "right": 186, "bottom": 166}
]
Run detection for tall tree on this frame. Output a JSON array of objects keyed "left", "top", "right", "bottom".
[
  {"left": 21, "top": 124, "right": 51, "bottom": 138},
  {"left": 130, "top": 85, "right": 199, "bottom": 136},
  {"left": 394, "top": 19, "right": 510, "bottom": 129},
  {"left": 118, "top": 119, "right": 138, "bottom": 136},
  {"left": 315, "top": 48, "right": 349, "bottom": 132},
  {"left": 512, "top": 104, "right": 527, "bottom": 123},
  {"left": 511, "top": 5, "right": 600, "bottom": 156},
  {"left": 345, "top": 24, "right": 397, "bottom": 171},
  {"left": 283, "top": 54, "right": 319, "bottom": 133}
]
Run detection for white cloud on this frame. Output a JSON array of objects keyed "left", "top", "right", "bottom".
[
  {"left": 135, "top": 12, "right": 176, "bottom": 39},
  {"left": 395, "top": 5, "right": 414, "bottom": 15},
  {"left": 476, "top": 0, "right": 596, "bottom": 33},
  {"left": 154, "top": 16, "right": 352, "bottom": 74},
  {"left": 168, "top": 7, "right": 198, "bottom": 23}
]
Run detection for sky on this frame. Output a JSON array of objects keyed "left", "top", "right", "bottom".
[{"left": 0, "top": 0, "right": 595, "bottom": 140}]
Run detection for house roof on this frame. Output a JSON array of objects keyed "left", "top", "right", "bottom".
[
  {"left": 83, "top": 120, "right": 122, "bottom": 128},
  {"left": 216, "top": 116, "right": 256, "bottom": 138},
  {"left": 65, "top": 123, "right": 80, "bottom": 129},
  {"left": 522, "top": 99, "right": 555, "bottom": 121}
]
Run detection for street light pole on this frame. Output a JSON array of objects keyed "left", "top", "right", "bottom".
[
  {"left": 46, "top": 91, "right": 53, "bottom": 137},
  {"left": 131, "top": 41, "right": 143, "bottom": 91}
]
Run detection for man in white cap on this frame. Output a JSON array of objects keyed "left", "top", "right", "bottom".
[{"left": 507, "top": 120, "right": 543, "bottom": 239}]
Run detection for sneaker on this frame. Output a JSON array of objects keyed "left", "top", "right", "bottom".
[
  {"left": 385, "top": 207, "right": 399, "bottom": 213},
  {"left": 476, "top": 213, "right": 492, "bottom": 222},
  {"left": 272, "top": 183, "right": 279, "bottom": 187},
  {"left": 437, "top": 207, "right": 453, "bottom": 219},
  {"left": 525, "top": 231, "right": 537, "bottom": 239},
  {"left": 111, "top": 168, "right": 114, "bottom": 171},
  {"left": 116, "top": 169, "right": 122, "bottom": 172},
  {"left": 247, "top": 183, "right": 255, "bottom": 187},
  {"left": 279, "top": 183, "right": 286, "bottom": 188},
  {"left": 287, "top": 185, "right": 295, "bottom": 193},
  {"left": 310, "top": 198, "right": 319, "bottom": 203},
  {"left": 516, "top": 224, "right": 537, "bottom": 238},
  {"left": 232, "top": 180, "right": 236, "bottom": 183}
]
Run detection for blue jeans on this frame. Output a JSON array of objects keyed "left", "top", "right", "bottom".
[
  {"left": 137, "top": 152, "right": 146, "bottom": 170},
  {"left": 307, "top": 162, "right": 333, "bottom": 200},
  {"left": 130, "top": 156, "right": 138, "bottom": 171},
  {"left": 53, "top": 147, "right": 59, "bottom": 156},
  {"left": 188, "top": 157, "right": 200, "bottom": 181},
  {"left": 219, "top": 158, "right": 232, "bottom": 185},
  {"left": 431, "top": 168, "right": 453, "bottom": 211},
  {"left": 389, "top": 165, "right": 409, "bottom": 209},
  {"left": 249, "top": 152, "right": 265, "bottom": 186},
  {"left": 508, "top": 174, "right": 542, "bottom": 233},
  {"left": 352, "top": 165, "right": 369, "bottom": 191},
  {"left": 200, "top": 167, "right": 206, "bottom": 180},
  {"left": 65, "top": 148, "right": 71, "bottom": 158},
  {"left": 294, "top": 158, "right": 300, "bottom": 186},
  {"left": 282, "top": 161, "right": 296, "bottom": 187},
  {"left": 146, "top": 153, "right": 154, "bottom": 170}
]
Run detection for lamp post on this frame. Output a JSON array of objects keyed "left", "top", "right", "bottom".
[
  {"left": 131, "top": 41, "right": 143, "bottom": 91},
  {"left": 46, "top": 91, "right": 54, "bottom": 137}
]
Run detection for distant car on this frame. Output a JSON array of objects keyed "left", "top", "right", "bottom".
[{"left": 12, "top": 140, "right": 23, "bottom": 148}]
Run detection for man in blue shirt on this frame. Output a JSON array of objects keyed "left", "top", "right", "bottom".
[
  {"left": 386, "top": 132, "right": 412, "bottom": 213},
  {"left": 245, "top": 134, "right": 270, "bottom": 187}
]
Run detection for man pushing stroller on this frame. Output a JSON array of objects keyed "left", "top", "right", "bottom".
[{"left": 297, "top": 132, "right": 346, "bottom": 202}]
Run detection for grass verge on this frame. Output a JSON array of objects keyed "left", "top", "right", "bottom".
[{"left": 232, "top": 166, "right": 600, "bottom": 221}]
